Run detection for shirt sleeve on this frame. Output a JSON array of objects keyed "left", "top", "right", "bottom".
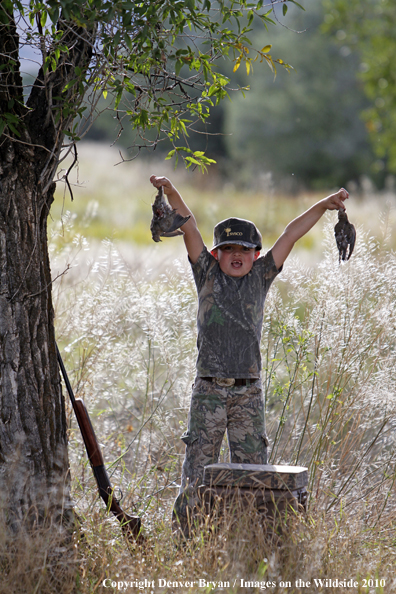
[
  {"left": 189, "top": 246, "right": 216, "bottom": 293},
  {"left": 255, "top": 249, "right": 282, "bottom": 289}
]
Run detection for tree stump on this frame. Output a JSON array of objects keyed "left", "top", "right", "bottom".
[{"left": 196, "top": 463, "right": 308, "bottom": 533}]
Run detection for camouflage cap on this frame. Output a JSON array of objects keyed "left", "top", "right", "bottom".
[{"left": 212, "top": 217, "right": 262, "bottom": 250}]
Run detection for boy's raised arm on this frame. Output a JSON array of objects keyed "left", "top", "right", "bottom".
[
  {"left": 271, "top": 188, "right": 349, "bottom": 270},
  {"left": 150, "top": 175, "right": 204, "bottom": 264}
]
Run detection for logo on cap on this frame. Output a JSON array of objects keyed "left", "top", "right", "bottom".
[{"left": 225, "top": 228, "right": 243, "bottom": 236}]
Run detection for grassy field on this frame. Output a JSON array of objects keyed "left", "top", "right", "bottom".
[
  {"left": 4, "top": 143, "right": 396, "bottom": 594},
  {"left": 50, "top": 142, "right": 396, "bottom": 261}
]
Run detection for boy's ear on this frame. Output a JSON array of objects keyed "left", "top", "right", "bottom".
[
  {"left": 211, "top": 248, "right": 218, "bottom": 260},
  {"left": 254, "top": 250, "right": 260, "bottom": 261}
]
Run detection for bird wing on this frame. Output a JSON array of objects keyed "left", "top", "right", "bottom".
[
  {"left": 162, "top": 213, "right": 191, "bottom": 234},
  {"left": 161, "top": 230, "right": 184, "bottom": 237},
  {"left": 346, "top": 224, "right": 356, "bottom": 259}
]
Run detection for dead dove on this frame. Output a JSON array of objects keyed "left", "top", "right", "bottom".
[
  {"left": 334, "top": 209, "right": 356, "bottom": 263},
  {"left": 150, "top": 185, "right": 191, "bottom": 242}
]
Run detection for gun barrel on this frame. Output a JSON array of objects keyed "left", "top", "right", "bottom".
[{"left": 56, "top": 343, "right": 141, "bottom": 540}]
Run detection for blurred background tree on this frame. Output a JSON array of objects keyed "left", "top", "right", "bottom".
[
  {"left": 85, "top": 0, "right": 394, "bottom": 191},
  {"left": 322, "top": 0, "right": 396, "bottom": 177},
  {"left": 223, "top": 1, "right": 374, "bottom": 191}
]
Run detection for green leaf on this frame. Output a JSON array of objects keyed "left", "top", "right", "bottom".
[
  {"left": 63, "top": 79, "right": 77, "bottom": 92},
  {"left": 175, "top": 59, "right": 183, "bottom": 77},
  {"left": 123, "top": 32, "right": 133, "bottom": 50},
  {"left": 8, "top": 122, "right": 21, "bottom": 137},
  {"left": 114, "top": 88, "right": 123, "bottom": 109},
  {"left": 289, "top": 0, "right": 305, "bottom": 10},
  {"left": 283, "top": 3, "right": 288, "bottom": 16},
  {"left": 186, "top": 157, "right": 201, "bottom": 166},
  {"left": 113, "top": 30, "right": 121, "bottom": 47}
]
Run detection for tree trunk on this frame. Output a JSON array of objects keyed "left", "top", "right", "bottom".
[
  {"left": 0, "top": 149, "right": 68, "bottom": 528},
  {"left": 0, "top": 8, "right": 96, "bottom": 529}
]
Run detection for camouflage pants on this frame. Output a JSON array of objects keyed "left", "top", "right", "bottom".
[{"left": 173, "top": 377, "right": 268, "bottom": 536}]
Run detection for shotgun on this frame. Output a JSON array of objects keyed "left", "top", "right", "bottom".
[{"left": 56, "top": 344, "right": 142, "bottom": 541}]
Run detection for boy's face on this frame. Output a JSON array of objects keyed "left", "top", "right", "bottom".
[{"left": 212, "top": 244, "right": 260, "bottom": 278}]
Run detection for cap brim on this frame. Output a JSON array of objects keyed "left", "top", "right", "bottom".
[{"left": 212, "top": 240, "right": 261, "bottom": 250}]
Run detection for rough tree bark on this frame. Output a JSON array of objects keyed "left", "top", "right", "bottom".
[{"left": 0, "top": 8, "right": 95, "bottom": 528}]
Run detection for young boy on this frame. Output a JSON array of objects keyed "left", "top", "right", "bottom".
[{"left": 149, "top": 174, "right": 349, "bottom": 536}]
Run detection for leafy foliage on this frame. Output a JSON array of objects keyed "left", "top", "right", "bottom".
[{"left": 1, "top": 0, "right": 296, "bottom": 172}]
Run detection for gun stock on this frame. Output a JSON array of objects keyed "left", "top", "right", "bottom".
[{"left": 56, "top": 344, "right": 141, "bottom": 541}]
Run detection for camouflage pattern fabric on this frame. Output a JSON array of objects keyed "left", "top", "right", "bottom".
[
  {"left": 172, "top": 377, "right": 268, "bottom": 537},
  {"left": 191, "top": 247, "right": 281, "bottom": 378}
]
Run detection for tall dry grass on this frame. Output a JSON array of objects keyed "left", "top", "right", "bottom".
[{"left": 3, "top": 176, "right": 396, "bottom": 593}]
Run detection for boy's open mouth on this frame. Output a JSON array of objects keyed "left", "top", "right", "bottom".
[{"left": 231, "top": 259, "right": 242, "bottom": 268}]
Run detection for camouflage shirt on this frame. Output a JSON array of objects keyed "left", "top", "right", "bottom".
[{"left": 190, "top": 246, "right": 281, "bottom": 378}]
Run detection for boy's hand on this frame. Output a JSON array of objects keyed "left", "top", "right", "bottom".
[
  {"left": 321, "top": 188, "right": 349, "bottom": 211},
  {"left": 150, "top": 175, "right": 175, "bottom": 196}
]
